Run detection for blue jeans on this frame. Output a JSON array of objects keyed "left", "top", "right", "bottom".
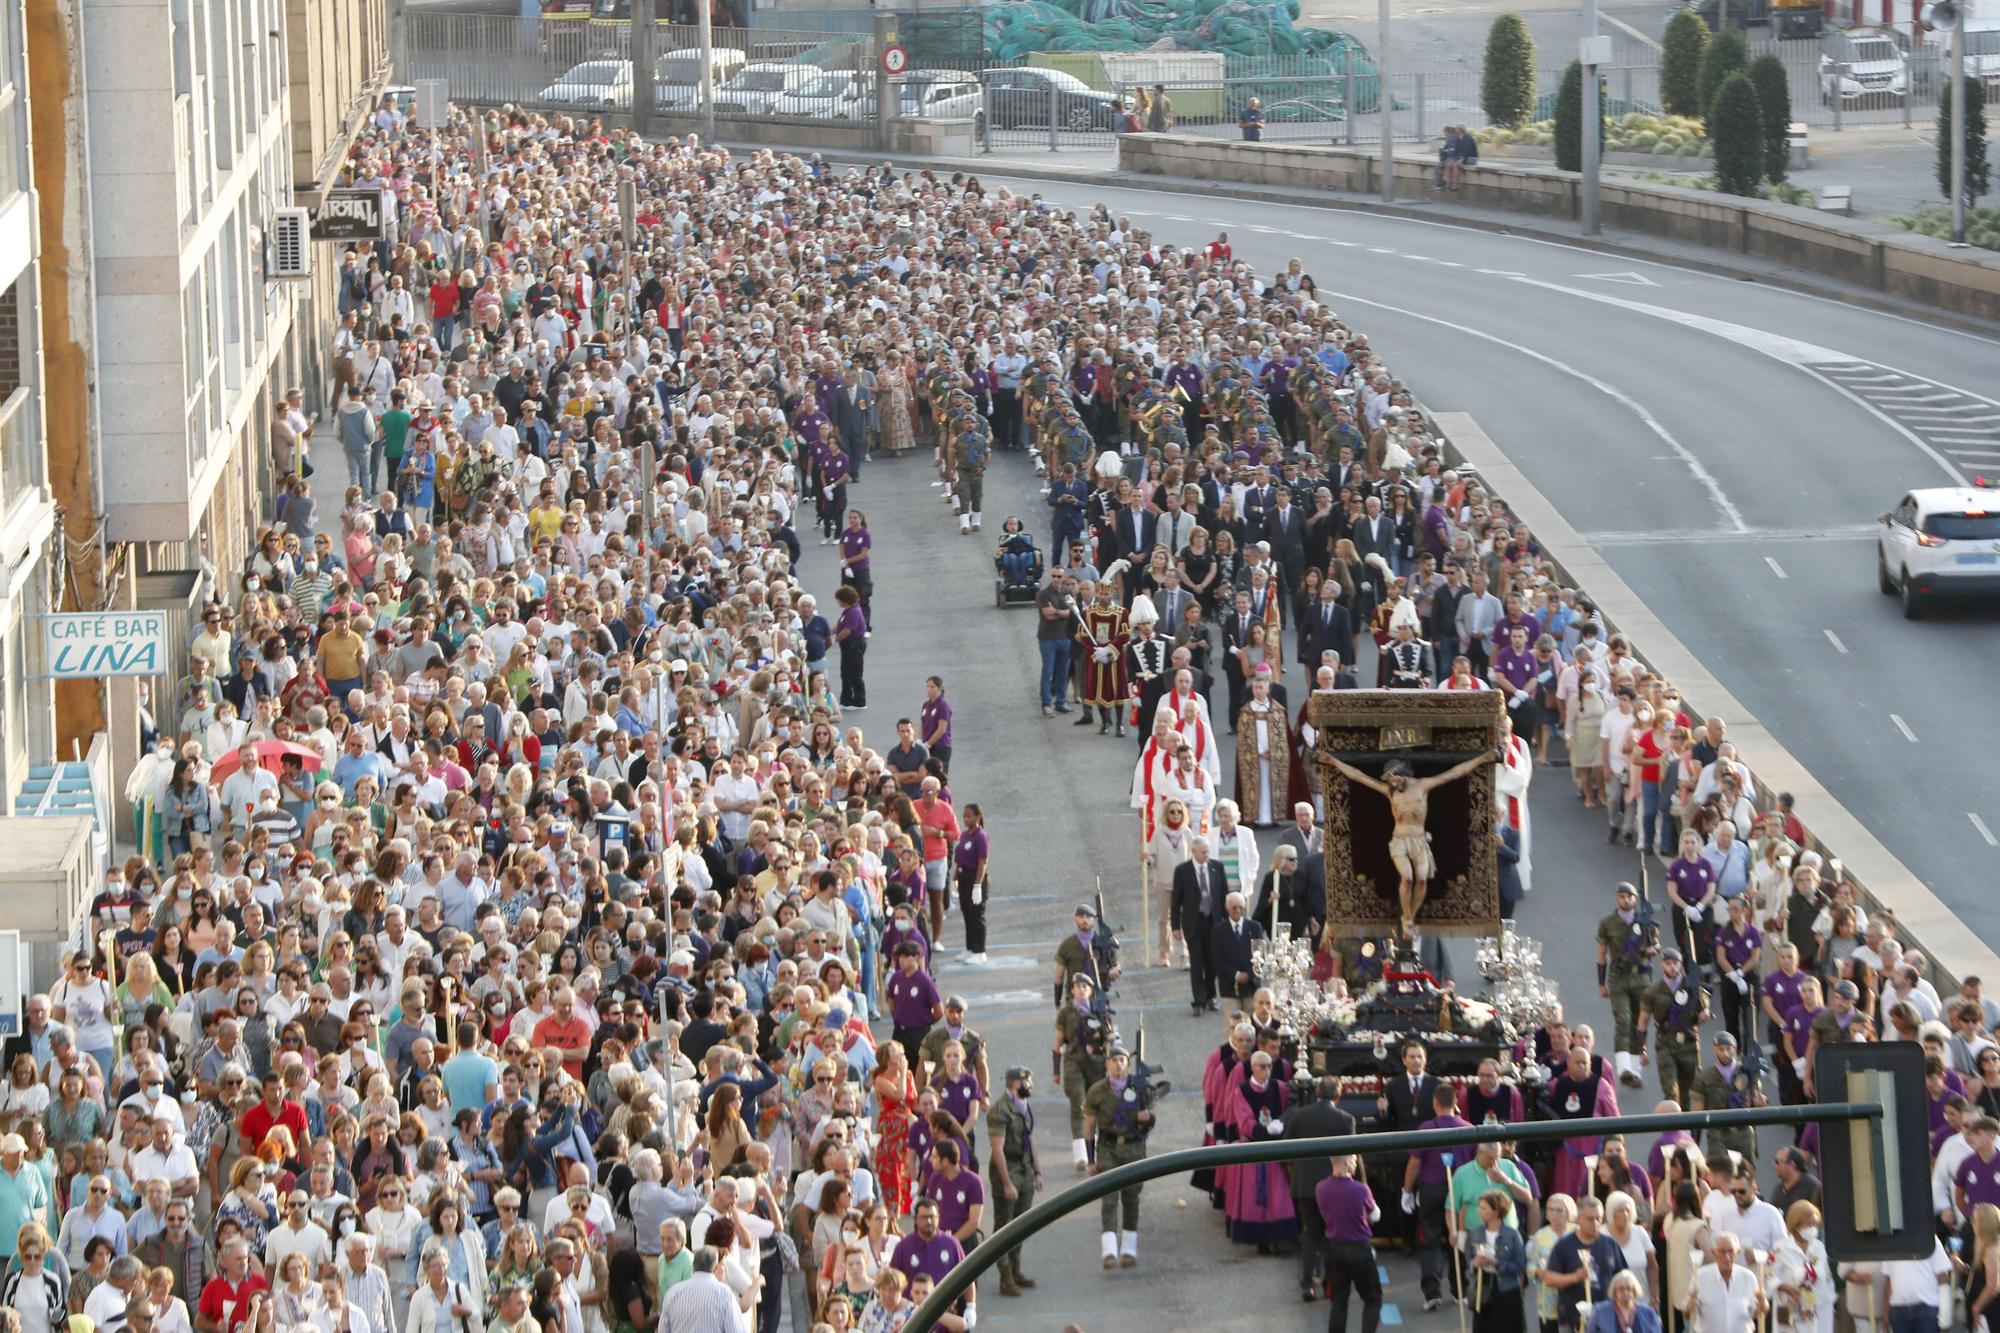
[
  {"left": 1039, "top": 638, "right": 1071, "bottom": 709},
  {"left": 345, "top": 446, "right": 371, "bottom": 489},
  {"left": 1889, "top": 1305, "right": 1939, "bottom": 1333},
  {"left": 1641, "top": 779, "right": 1670, "bottom": 853}
]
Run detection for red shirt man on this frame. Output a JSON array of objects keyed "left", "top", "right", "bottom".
[
  {"left": 239, "top": 1083, "right": 310, "bottom": 1156},
  {"left": 197, "top": 1242, "right": 271, "bottom": 1333},
  {"left": 916, "top": 788, "right": 961, "bottom": 865},
  {"left": 533, "top": 987, "right": 594, "bottom": 1081}
]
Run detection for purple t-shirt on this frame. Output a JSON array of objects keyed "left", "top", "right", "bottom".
[
  {"left": 921, "top": 696, "right": 953, "bottom": 750},
  {"left": 835, "top": 603, "right": 867, "bottom": 640},
  {"left": 1414, "top": 1115, "right": 1471, "bottom": 1185},
  {"left": 839, "top": 526, "right": 872, "bottom": 572},
  {"left": 953, "top": 827, "right": 987, "bottom": 872},
  {"left": 933, "top": 1071, "right": 981, "bottom": 1127},
  {"left": 1957, "top": 1151, "right": 2000, "bottom": 1211},
  {"left": 891, "top": 1230, "right": 965, "bottom": 1285},
  {"left": 885, "top": 967, "right": 941, "bottom": 1029},
  {"left": 1761, "top": 969, "right": 1804, "bottom": 1022},
  {"left": 1783, "top": 1004, "right": 1822, "bottom": 1062},
  {"left": 1318, "top": 1174, "right": 1377, "bottom": 1242},
  {"left": 1667, "top": 857, "right": 1714, "bottom": 910},
  {"left": 920, "top": 1167, "right": 985, "bottom": 1236},
  {"left": 1492, "top": 646, "right": 1536, "bottom": 690},
  {"left": 1719, "top": 923, "right": 1762, "bottom": 969}
]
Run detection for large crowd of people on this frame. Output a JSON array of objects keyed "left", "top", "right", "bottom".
[{"left": 8, "top": 78, "right": 1979, "bottom": 1333}]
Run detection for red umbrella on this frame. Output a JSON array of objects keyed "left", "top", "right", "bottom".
[{"left": 209, "top": 739, "right": 325, "bottom": 781}]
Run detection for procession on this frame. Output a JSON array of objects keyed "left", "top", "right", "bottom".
[{"left": 2, "top": 82, "right": 1965, "bottom": 1333}]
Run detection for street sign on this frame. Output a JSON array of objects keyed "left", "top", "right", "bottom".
[
  {"left": 881, "top": 43, "right": 910, "bottom": 76},
  {"left": 41, "top": 611, "right": 170, "bottom": 679},
  {"left": 310, "top": 189, "right": 388, "bottom": 242},
  {"left": 1817, "top": 1041, "right": 1930, "bottom": 1260},
  {"left": 415, "top": 78, "right": 449, "bottom": 130}
]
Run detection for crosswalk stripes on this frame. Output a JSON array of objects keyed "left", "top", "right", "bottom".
[{"left": 1807, "top": 361, "right": 2000, "bottom": 463}]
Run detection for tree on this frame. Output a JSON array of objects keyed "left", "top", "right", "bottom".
[
  {"left": 1554, "top": 59, "right": 1585, "bottom": 172},
  {"left": 1661, "top": 10, "right": 1710, "bottom": 119},
  {"left": 1937, "top": 75, "right": 1994, "bottom": 210},
  {"left": 1481, "top": 12, "right": 1537, "bottom": 128},
  {"left": 1697, "top": 25, "right": 1750, "bottom": 126},
  {"left": 1749, "top": 54, "right": 1792, "bottom": 183},
  {"left": 1710, "top": 71, "right": 1764, "bottom": 196}
]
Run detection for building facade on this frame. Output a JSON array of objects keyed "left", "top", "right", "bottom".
[{"left": 0, "top": 0, "right": 57, "bottom": 807}]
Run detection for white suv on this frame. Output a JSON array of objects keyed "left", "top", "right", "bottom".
[{"left": 1877, "top": 481, "right": 2000, "bottom": 617}]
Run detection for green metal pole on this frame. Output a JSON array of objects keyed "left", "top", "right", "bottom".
[{"left": 903, "top": 1102, "right": 1881, "bottom": 1333}]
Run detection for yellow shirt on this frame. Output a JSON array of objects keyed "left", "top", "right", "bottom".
[
  {"left": 529, "top": 505, "right": 565, "bottom": 545},
  {"left": 319, "top": 627, "right": 366, "bottom": 679}
]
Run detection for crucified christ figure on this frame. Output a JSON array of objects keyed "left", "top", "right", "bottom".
[{"left": 1325, "top": 747, "right": 1503, "bottom": 936}]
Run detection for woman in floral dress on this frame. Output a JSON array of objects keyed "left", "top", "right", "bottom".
[{"left": 871, "top": 1042, "right": 919, "bottom": 1217}]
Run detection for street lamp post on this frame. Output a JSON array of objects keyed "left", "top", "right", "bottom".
[
  {"left": 1379, "top": 0, "right": 1394, "bottom": 202},
  {"left": 1581, "top": 9, "right": 1608, "bottom": 235}
]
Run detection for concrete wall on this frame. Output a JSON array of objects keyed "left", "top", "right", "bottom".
[{"left": 1118, "top": 133, "right": 2000, "bottom": 325}]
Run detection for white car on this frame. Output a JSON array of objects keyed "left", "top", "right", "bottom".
[
  {"left": 773, "top": 70, "right": 872, "bottom": 120},
  {"left": 1877, "top": 481, "right": 2000, "bottom": 616},
  {"left": 1820, "top": 27, "right": 1909, "bottom": 104},
  {"left": 712, "top": 63, "right": 821, "bottom": 116},
  {"left": 653, "top": 47, "right": 747, "bottom": 110},
  {"left": 535, "top": 59, "right": 633, "bottom": 109}
]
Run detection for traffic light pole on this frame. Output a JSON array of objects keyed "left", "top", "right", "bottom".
[{"left": 903, "top": 1102, "right": 1885, "bottom": 1333}]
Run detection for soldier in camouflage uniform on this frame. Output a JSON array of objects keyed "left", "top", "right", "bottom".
[
  {"left": 955, "top": 398, "right": 990, "bottom": 536},
  {"left": 1691, "top": 1028, "right": 1765, "bottom": 1167},
  {"left": 1083, "top": 1045, "right": 1158, "bottom": 1271},
  {"left": 1054, "top": 968, "right": 1111, "bottom": 1173},
  {"left": 986, "top": 1066, "right": 1044, "bottom": 1298},
  {"left": 1596, "top": 882, "right": 1658, "bottom": 1089},
  {"left": 1637, "top": 946, "right": 1710, "bottom": 1108}
]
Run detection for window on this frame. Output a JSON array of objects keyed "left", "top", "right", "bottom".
[
  {"left": 183, "top": 269, "right": 209, "bottom": 465},
  {"left": 206, "top": 0, "right": 236, "bottom": 171},
  {"left": 1921, "top": 512, "right": 2000, "bottom": 540}
]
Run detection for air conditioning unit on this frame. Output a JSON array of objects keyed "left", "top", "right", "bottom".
[{"left": 270, "top": 208, "right": 311, "bottom": 279}]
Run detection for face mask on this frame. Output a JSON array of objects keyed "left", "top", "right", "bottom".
[
  {"left": 1799, "top": 1226, "right": 1819, "bottom": 1244},
  {"left": 176, "top": 888, "right": 192, "bottom": 900}
]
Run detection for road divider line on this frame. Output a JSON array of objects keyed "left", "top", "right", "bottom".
[
  {"left": 1973, "top": 813, "right": 1999, "bottom": 847},
  {"left": 1323, "top": 288, "right": 1748, "bottom": 532},
  {"left": 1765, "top": 556, "right": 1787, "bottom": 579},
  {"left": 1436, "top": 410, "right": 2000, "bottom": 987},
  {"left": 1824, "top": 629, "right": 1849, "bottom": 654},
  {"left": 1892, "top": 714, "right": 1919, "bottom": 743},
  {"left": 1603, "top": 11, "right": 1663, "bottom": 50}
]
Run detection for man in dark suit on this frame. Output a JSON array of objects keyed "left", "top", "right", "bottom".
[
  {"left": 1351, "top": 494, "right": 1395, "bottom": 569},
  {"left": 1377, "top": 1039, "right": 1440, "bottom": 1278},
  {"left": 1170, "top": 840, "right": 1227, "bottom": 1014},
  {"left": 1299, "top": 583, "right": 1354, "bottom": 675},
  {"left": 1221, "top": 588, "right": 1257, "bottom": 727},
  {"left": 1111, "top": 498, "right": 1159, "bottom": 568},
  {"left": 1209, "top": 891, "right": 1265, "bottom": 1004},
  {"left": 1263, "top": 489, "right": 1307, "bottom": 595},
  {"left": 1285, "top": 1077, "right": 1358, "bottom": 1301}
]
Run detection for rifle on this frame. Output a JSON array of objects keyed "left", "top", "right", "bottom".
[{"left": 1090, "top": 888, "right": 1120, "bottom": 992}]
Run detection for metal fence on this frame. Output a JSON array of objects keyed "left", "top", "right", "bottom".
[{"left": 400, "top": 13, "right": 876, "bottom": 123}]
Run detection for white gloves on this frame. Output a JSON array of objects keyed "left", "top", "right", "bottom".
[{"left": 1401, "top": 1190, "right": 1418, "bottom": 1214}]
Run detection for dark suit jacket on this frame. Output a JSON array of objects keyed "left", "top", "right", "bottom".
[
  {"left": 1381, "top": 1072, "right": 1441, "bottom": 1133},
  {"left": 1170, "top": 859, "right": 1227, "bottom": 935},
  {"left": 1283, "top": 1100, "right": 1358, "bottom": 1198},
  {"left": 1300, "top": 598, "right": 1354, "bottom": 671},
  {"left": 1497, "top": 823, "right": 1523, "bottom": 910},
  {"left": 1209, "top": 915, "right": 1264, "bottom": 994},
  {"left": 1352, "top": 514, "right": 1395, "bottom": 562},
  {"left": 1263, "top": 505, "right": 1307, "bottom": 586},
  {"left": 1113, "top": 506, "right": 1159, "bottom": 564},
  {"left": 1250, "top": 868, "right": 1326, "bottom": 942}
]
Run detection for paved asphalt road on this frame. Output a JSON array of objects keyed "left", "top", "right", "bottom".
[
  {"left": 792, "top": 437, "right": 1687, "bottom": 1331},
  {"left": 974, "top": 175, "right": 2000, "bottom": 950}
]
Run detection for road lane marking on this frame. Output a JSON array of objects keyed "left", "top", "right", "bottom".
[
  {"left": 1320, "top": 287, "right": 1748, "bottom": 532},
  {"left": 1578, "top": 271, "right": 1661, "bottom": 286},
  {"left": 1973, "top": 813, "right": 1999, "bottom": 847},
  {"left": 1476, "top": 268, "right": 1526, "bottom": 276},
  {"left": 1582, "top": 525, "right": 1873, "bottom": 545},
  {"left": 1825, "top": 629, "right": 1848, "bottom": 654},
  {"left": 1765, "top": 556, "right": 1787, "bottom": 579},
  {"left": 1891, "top": 714, "right": 1918, "bottom": 743}
]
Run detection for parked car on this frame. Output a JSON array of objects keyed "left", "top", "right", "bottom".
[
  {"left": 1821, "top": 26, "right": 1910, "bottom": 105},
  {"left": 535, "top": 59, "right": 633, "bottom": 109},
  {"left": 896, "top": 71, "right": 986, "bottom": 138},
  {"left": 652, "top": 47, "right": 747, "bottom": 109},
  {"left": 1924, "top": 13, "right": 2000, "bottom": 91},
  {"left": 773, "top": 70, "right": 874, "bottom": 119},
  {"left": 710, "top": 62, "right": 822, "bottom": 116},
  {"left": 979, "top": 67, "right": 1121, "bottom": 131}
]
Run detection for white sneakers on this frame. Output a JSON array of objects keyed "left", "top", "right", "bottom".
[{"left": 962, "top": 952, "right": 988, "bottom": 965}]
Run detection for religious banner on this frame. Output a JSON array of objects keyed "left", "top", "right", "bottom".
[{"left": 1311, "top": 689, "right": 1505, "bottom": 938}]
